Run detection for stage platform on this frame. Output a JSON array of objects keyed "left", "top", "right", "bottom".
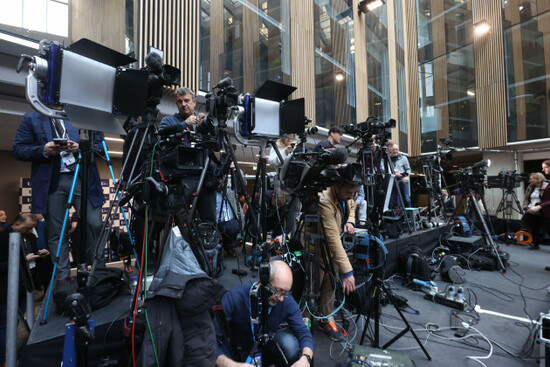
[
  {"left": 18, "top": 222, "right": 549, "bottom": 367},
  {"left": 20, "top": 290, "right": 129, "bottom": 366}
]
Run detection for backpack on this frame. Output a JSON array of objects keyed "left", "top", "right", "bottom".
[
  {"left": 53, "top": 268, "right": 130, "bottom": 314},
  {"left": 398, "top": 246, "right": 433, "bottom": 284}
]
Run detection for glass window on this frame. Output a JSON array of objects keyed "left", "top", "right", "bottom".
[
  {"left": 314, "top": 0, "right": 356, "bottom": 128},
  {"left": 365, "top": 3, "right": 390, "bottom": 122},
  {"left": 0, "top": 0, "right": 68, "bottom": 37},
  {"left": 199, "top": 0, "right": 290, "bottom": 94},
  {"left": 503, "top": 3, "right": 549, "bottom": 142},
  {"left": 394, "top": 0, "right": 407, "bottom": 153},
  {"left": 417, "top": 0, "right": 477, "bottom": 153}
]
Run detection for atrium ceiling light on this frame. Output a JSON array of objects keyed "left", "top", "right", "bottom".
[
  {"left": 474, "top": 20, "right": 491, "bottom": 35},
  {"left": 335, "top": 73, "right": 344, "bottom": 81},
  {"left": 358, "top": 0, "right": 384, "bottom": 14}
]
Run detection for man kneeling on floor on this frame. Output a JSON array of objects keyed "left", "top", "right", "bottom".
[{"left": 214, "top": 260, "right": 314, "bottom": 367}]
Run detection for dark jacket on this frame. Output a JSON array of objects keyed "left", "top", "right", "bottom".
[
  {"left": 540, "top": 182, "right": 550, "bottom": 218},
  {"left": 214, "top": 282, "right": 314, "bottom": 361},
  {"left": 12, "top": 111, "right": 104, "bottom": 214},
  {"left": 138, "top": 228, "right": 226, "bottom": 367}
]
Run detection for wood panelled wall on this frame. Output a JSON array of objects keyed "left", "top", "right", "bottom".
[
  {"left": 403, "top": 0, "right": 421, "bottom": 156},
  {"left": 136, "top": 0, "right": 200, "bottom": 93},
  {"left": 289, "top": 1, "right": 316, "bottom": 124},
  {"left": 472, "top": 0, "right": 508, "bottom": 148},
  {"left": 69, "top": 0, "right": 126, "bottom": 53}
]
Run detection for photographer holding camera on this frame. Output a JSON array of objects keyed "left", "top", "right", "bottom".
[
  {"left": 316, "top": 165, "right": 361, "bottom": 341},
  {"left": 159, "top": 87, "right": 217, "bottom": 223},
  {"left": 214, "top": 260, "right": 314, "bottom": 367},
  {"left": 12, "top": 111, "right": 104, "bottom": 284}
]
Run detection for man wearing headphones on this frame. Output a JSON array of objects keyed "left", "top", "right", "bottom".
[{"left": 214, "top": 260, "right": 314, "bottom": 367}]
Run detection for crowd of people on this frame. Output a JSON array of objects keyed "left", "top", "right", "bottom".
[{"left": 3, "top": 82, "right": 550, "bottom": 366}]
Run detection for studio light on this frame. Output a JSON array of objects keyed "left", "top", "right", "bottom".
[
  {"left": 474, "top": 20, "right": 491, "bottom": 35},
  {"left": 358, "top": 0, "right": 384, "bottom": 14},
  {"left": 335, "top": 73, "right": 344, "bottom": 81}
]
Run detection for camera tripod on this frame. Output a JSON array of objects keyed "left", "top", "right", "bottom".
[
  {"left": 449, "top": 189, "right": 507, "bottom": 271},
  {"left": 292, "top": 192, "right": 338, "bottom": 324},
  {"left": 356, "top": 272, "right": 431, "bottom": 360},
  {"left": 495, "top": 186, "right": 524, "bottom": 240}
]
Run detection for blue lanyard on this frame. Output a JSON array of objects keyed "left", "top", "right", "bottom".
[{"left": 248, "top": 282, "right": 272, "bottom": 341}]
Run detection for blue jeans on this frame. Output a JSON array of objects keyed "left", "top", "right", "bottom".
[
  {"left": 390, "top": 182, "right": 411, "bottom": 209},
  {"left": 263, "top": 330, "right": 300, "bottom": 365}
]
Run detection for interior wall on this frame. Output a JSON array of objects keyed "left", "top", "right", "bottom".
[{"left": 0, "top": 151, "right": 122, "bottom": 222}]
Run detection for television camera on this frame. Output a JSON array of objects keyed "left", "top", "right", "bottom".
[
  {"left": 454, "top": 159, "right": 491, "bottom": 195},
  {"left": 487, "top": 170, "right": 526, "bottom": 191},
  {"left": 343, "top": 116, "right": 396, "bottom": 146}
]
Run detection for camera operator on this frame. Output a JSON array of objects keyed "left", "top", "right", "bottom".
[
  {"left": 314, "top": 126, "right": 344, "bottom": 152},
  {"left": 388, "top": 143, "right": 412, "bottom": 208},
  {"left": 214, "top": 260, "right": 314, "bottom": 367},
  {"left": 12, "top": 111, "right": 104, "bottom": 284},
  {"left": 317, "top": 165, "right": 361, "bottom": 341},
  {"left": 159, "top": 87, "right": 217, "bottom": 223}
]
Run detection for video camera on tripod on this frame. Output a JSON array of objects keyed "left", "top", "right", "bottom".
[
  {"left": 487, "top": 170, "right": 527, "bottom": 191},
  {"left": 454, "top": 159, "right": 491, "bottom": 195},
  {"left": 343, "top": 116, "right": 395, "bottom": 146}
]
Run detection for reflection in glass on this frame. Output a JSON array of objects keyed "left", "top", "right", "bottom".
[
  {"left": 503, "top": 7, "right": 549, "bottom": 142},
  {"left": 314, "top": 1, "right": 356, "bottom": 128},
  {"left": 199, "top": 0, "right": 290, "bottom": 94},
  {"left": 417, "top": 0, "right": 477, "bottom": 153},
  {"left": 365, "top": 3, "right": 390, "bottom": 123},
  {"left": 394, "top": 0, "right": 407, "bottom": 153}
]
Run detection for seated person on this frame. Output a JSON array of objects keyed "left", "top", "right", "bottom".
[
  {"left": 252, "top": 188, "right": 296, "bottom": 242},
  {"left": 214, "top": 260, "right": 313, "bottom": 367},
  {"left": 521, "top": 172, "right": 549, "bottom": 250},
  {"left": 216, "top": 178, "right": 245, "bottom": 252},
  {"left": 441, "top": 189, "right": 455, "bottom": 217}
]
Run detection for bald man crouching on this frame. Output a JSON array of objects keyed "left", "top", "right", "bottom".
[{"left": 214, "top": 260, "right": 314, "bottom": 367}]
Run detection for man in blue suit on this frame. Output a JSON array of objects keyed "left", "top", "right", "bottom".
[{"left": 12, "top": 111, "right": 105, "bottom": 282}]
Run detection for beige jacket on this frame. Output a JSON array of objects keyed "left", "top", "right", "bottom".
[{"left": 318, "top": 186, "right": 356, "bottom": 275}]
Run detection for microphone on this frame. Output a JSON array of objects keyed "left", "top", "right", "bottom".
[
  {"left": 215, "top": 77, "right": 233, "bottom": 89},
  {"left": 145, "top": 52, "right": 163, "bottom": 74},
  {"left": 319, "top": 147, "right": 348, "bottom": 165},
  {"left": 158, "top": 124, "right": 184, "bottom": 137}
]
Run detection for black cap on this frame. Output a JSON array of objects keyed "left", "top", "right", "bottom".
[{"left": 337, "top": 163, "right": 363, "bottom": 185}]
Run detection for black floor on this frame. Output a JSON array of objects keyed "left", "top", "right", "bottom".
[{"left": 219, "top": 240, "right": 550, "bottom": 367}]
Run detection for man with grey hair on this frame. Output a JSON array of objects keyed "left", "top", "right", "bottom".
[
  {"left": 214, "top": 260, "right": 314, "bottom": 367},
  {"left": 159, "top": 87, "right": 205, "bottom": 131},
  {"left": 388, "top": 143, "right": 412, "bottom": 208},
  {"left": 158, "top": 87, "right": 217, "bottom": 224}
]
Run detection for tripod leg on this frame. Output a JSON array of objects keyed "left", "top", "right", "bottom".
[{"left": 379, "top": 283, "right": 432, "bottom": 360}]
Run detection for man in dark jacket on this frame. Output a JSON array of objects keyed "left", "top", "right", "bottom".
[
  {"left": 214, "top": 260, "right": 314, "bottom": 367},
  {"left": 12, "top": 111, "right": 104, "bottom": 282}
]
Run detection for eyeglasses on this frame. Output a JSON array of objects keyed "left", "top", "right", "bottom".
[{"left": 268, "top": 286, "right": 291, "bottom": 298}]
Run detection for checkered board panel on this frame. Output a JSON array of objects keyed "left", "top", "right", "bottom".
[{"left": 19, "top": 177, "right": 131, "bottom": 232}]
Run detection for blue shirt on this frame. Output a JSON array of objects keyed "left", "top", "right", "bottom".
[
  {"left": 216, "top": 191, "right": 235, "bottom": 223},
  {"left": 214, "top": 282, "right": 314, "bottom": 360}
]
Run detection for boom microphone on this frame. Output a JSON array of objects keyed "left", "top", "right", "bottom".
[
  {"left": 145, "top": 52, "right": 163, "bottom": 74},
  {"left": 319, "top": 147, "right": 348, "bottom": 165}
]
